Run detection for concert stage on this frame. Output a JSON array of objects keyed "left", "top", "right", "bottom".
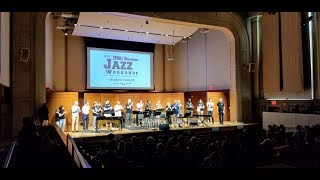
[{"left": 67, "top": 121, "right": 258, "bottom": 139}]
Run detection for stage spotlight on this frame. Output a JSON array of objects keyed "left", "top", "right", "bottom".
[{"left": 64, "top": 32, "right": 67, "bottom": 36}]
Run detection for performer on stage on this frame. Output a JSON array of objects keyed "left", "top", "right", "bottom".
[
  {"left": 125, "top": 99, "right": 134, "bottom": 127},
  {"left": 206, "top": 98, "right": 214, "bottom": 124},
  {"left": 39, "top": 103, "right": 49, "bottom": 126},
  {"left": 92, "top": 101, "right": 100, "bottom": 131},
  {"left": 82, "top": 101, "right": 90, "bottom": 132},
  {"left": 155, "top": 100, "right": 163, "bottom": 125},
  {"left": 114, "top": 101, "right": 124, "bottom": 117},
  {"left": 97, "top": 102, "right": 103, "bottom": 116},
  {"left": 171, "top": 100, "right": 180, "bottom": 127},
  {"left": 144, "top": 100, "right": 152, "bottom": 126},
  {"left": 177, "top": 100, "right": 183, "bottom": 126},
  {"left": 165, "top": 102, "right": 172, "bottom": 124},
  {"left": 103, "top": 100, "right": 113, "bottom": 129},
  {"left": 58, "top": 105, "right": 67, "bottom": 132},
  {"left": 155, "top": 100, "right": 162, "bottom": 110},
  {"left": 71, "top": 101, "right": 81, "bottom": 132},
  {"left": 136, "top": 100, "right": 144, "bottom": 127},
  {"left": 217, "top": 98, "right": 225, "bottom": 125},
  {"left": 197, "top": 99, "right": 205, "bottom": 122},
  {"left": 54, "top": 109, "right": 60, "bottom": 127},
  {"left": 186, "top": 98, "right": 194, "bottom": 117},
  {"left": 103, "top": 99, "right": 112, "bottom": 117}
]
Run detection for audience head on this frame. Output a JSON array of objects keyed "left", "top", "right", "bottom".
[
  {"left": 118, "top": 140, "right": 126, "bottom": 153},
  {"left": 146, "top": 136, "right": 154, "bottom": 144},
  {"left": 157, "top": 143, "right": 165, "bottom": 153},
  {"left": 42, "top": 103, "right": 47, "bottom": 108}
]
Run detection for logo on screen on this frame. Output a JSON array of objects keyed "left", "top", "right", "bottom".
[
  {"left": 103, "top": 57, "right": 133, "bottom": 70},
  {"left": 103, "top": 56, "right": 138, "bottom": 75}
]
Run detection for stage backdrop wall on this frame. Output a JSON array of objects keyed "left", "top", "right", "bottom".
[
  {"left": 46, "top": 92, "right": 78, "bottom": 132},
  {"left": 184, "top": 90, "right": 230, "bottom": 122},
  {"left": 50, "top": 18, "right": 165, "bottom": 92},
  {"left": 84, "top": 92, "right": 184, "bottom": 130},
  {"left": 172, "top": 29, "right": 231, "bottom": 92}
]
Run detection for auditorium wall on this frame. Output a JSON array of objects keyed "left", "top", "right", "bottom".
[
  {"left": 172, "top": 29, "right": 231, "bottom": 92},
  {"left": 50, "top": 18, "right": 165, "bottom": 92},
  {"left": 261, "top": 12, "right": 311, "bottom": 99}
]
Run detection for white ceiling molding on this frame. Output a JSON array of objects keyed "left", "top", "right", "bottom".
[{"left": 72, "top": 12, "right": 199, "bottom": 45}]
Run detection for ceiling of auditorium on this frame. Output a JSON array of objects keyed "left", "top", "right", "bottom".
[{"left": 72, "top": 12, "right": 199, "bottom": 45}]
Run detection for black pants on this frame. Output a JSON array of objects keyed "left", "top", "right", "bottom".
[
  {"left": 218, "top": 113, "right": 224, "bottom": 125},
  {"left": 208, "top": 111, "right": 214, "bottom": 122},
  {"left": 83, "top": 114, "right": 89, "bottom": 130}
]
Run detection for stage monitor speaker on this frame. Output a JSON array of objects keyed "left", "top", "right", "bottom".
[{"left": 159, "top": 123, "right": 170, "bottom": 131}]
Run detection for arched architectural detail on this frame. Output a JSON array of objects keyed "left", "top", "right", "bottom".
[{"left": 130, "top": 12, "right": 251, "bottom": 122}]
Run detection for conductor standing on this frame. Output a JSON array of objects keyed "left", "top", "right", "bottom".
[{"left": 217, "top": 98, "right": 225, "bottom": 125}]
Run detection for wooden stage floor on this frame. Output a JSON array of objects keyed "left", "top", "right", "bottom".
[{"left": 68, "top": 121, "right": 258, "bottom": 139}]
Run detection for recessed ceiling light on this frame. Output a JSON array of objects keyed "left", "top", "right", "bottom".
[
  {"left": 183, "top": 37, "right": 186, "bottom": 38},
  {"left": 74, "top": 24, "right": 78, "bottom": 27},
  {"left": 165, "top": 34, "right": 168, "bottom": 36},
  {"left": 125, "top": 30, "right": 128, "bottom": 32},
  {"left": 100, "top": 27, "right": 103, "bottom": 29},
  {"left": 146, "top": 32, "right": 149, "bottom": 34}
]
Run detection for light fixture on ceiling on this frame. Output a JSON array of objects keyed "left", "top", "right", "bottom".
[{"left": 100, "top": 27, "right": 103, "bottom": 29}]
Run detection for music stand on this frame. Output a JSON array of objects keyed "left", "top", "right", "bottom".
[
  {"left": 166, "top": 111, "right": 174, "bottom": 125},
  {"left": 181, "top": 112, "right": 192, "bottom": 128},
  {"left": 153, "top": 111, "right": 161, "bottom": 130},
  {"left": 143, "top": 111, "right": 151, "bottom": 128},
  {"left": 132, "top": 111, "right": 140, "bottom": 127}
]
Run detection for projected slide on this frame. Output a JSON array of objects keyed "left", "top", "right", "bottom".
[{"left": 87, "top": 47, "right": 154, "bottom": 90}]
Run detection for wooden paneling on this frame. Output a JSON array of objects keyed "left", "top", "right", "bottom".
[
  {"left": 184, "top": 91, "right": 207, "bottom": 115},
  {"left": 46, "top": 92, "right": 78, "bottom": 132},
  {"left": 207, "top": 91, "right": 229, "bottom": 122},
  {"left": 262, "top": 12, "right": 280, "bottom": 93},
  {"left": 280, "top": 12, "right": 304, "bottom": 92}
]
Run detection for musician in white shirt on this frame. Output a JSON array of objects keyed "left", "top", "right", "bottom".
[
  {"left": 197, "top": 99, "right": 205, "bottom": 122},
  {"left": 136, "top": 100, "right": 144, "bottom": 127},
  {"left": 155, "top": 100, "right": 162, "bottom": 126},
  {"left": 206, "top": 98, "right": 214, "bottom": 124},
  {"left": 71, "top": 101, "right": 81, "bottom": 132},
  {"left": 114, "top": 101, "right": 124, "bottom": 117},
  {"left": 82, "top": 101, "right": 90, "bottom": 131}
]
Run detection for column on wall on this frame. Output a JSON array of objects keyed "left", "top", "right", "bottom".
[
  {"left": 262, "top": 13, "right": 281, "bottom": 94},
  {"left": 280, "top": 12, "right": 304, "bottom": 93}
]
